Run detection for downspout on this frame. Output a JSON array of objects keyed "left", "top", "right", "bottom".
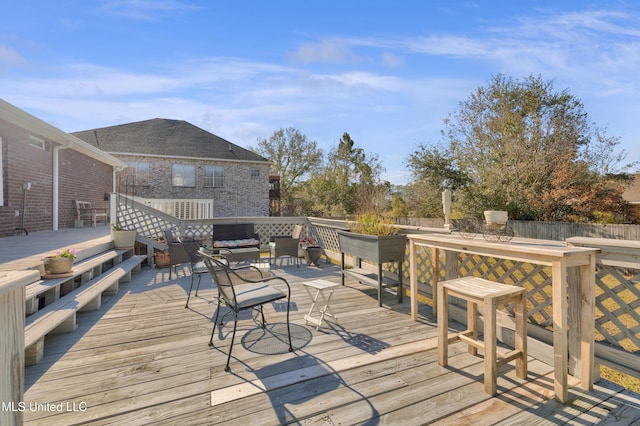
[{"left": 53, "top": 140, "right": 74, "bottom": 230}]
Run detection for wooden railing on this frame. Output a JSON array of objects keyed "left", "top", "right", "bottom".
[
  {"left": 1, "top": 270, "right": 40, "bottom": 426},
  {"left": 111, "top": 195, "right": 640, "bottom": 381},
  {"left": 135, "top": 197, "right": 215, "bottom": 220}
]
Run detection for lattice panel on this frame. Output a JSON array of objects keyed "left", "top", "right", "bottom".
[
  {"left": 594, "top": 265, "right": 640, "bottom": 353},
  {"left": 457, "top": 254, "right": 554, "bottom": 327},
  {"left": 405, "top": 246, "right": 438, "bottom": 294},
  {"left": 115, "top": 197, "right": 212, "bottom": 243},
  {"left": 312, "top": 225, "right": 341, "bottom": 254},
  {"left": 255, "top": 223, "right": 309, "bottom": 245}
]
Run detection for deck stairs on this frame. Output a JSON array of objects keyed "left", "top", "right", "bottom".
[{"left": 20, "top": 240, "right": 145, "bottom": 365}]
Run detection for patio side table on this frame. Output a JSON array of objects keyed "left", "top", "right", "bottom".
[{"left": 303, "top": 279, "right": 339, "bottom": 330}]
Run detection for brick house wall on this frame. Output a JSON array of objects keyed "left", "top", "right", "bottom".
[
  {"left": 0, "top": 119, "right": 53, "bottom": 236},
  {"left": 0, "top": 119, "right": 114, "bottom": 237},
  {"left": 58, "top": 149, "right": 112, "bottom": 228},
  {"left": 116, "top": 154, "right": 269, "bottom": 217}
]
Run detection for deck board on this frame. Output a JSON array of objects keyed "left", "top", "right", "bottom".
[{"left": 22, "top": 262, "right": 640, "bottom": 425}]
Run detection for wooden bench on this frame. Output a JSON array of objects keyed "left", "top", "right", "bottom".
[
  {"left": 75, "top": 200, "right": 108, "bottom": 227},
  {"left": 24, "top": 254, "right": 145, "bottom": 365},
  {"left": 25, "top": 249, "right": 127, "bottom": 315}
]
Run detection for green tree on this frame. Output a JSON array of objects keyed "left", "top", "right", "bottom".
[
  {"left": 409, "top": 74, "right": 633, "bottom": 221},
  {"left": 254, "top": 127, "right": 323, "bottom": 215},
  {"left": 305, "top": 132, "right": 386, "bottom": 216},
  {"left": 390, "top": 194, "right": 408, "bottom": 218}
]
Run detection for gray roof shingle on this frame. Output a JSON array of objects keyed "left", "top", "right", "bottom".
[{"left": 71, "top": 118, "right": 268, "bottom": 163}]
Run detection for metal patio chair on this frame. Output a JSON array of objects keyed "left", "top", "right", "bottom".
[{"left": 199, "top": 250, "right": 293, "bottom": 371}]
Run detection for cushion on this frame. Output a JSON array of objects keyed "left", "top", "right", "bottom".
[
  {"left": 231, "top": 283, "right": 286, "bottom": 310},
  {"left": 213, "top": 238, "right": 260, "bottom": 248}
]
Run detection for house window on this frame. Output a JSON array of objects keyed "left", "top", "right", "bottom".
[
  {"left": 204, "top": 165, "right": 224, "bottom": 187},
  {"left": 251, "top": 168, "right": 260, "bottom": 178},
  {"left": 28, "top": 135, "right": 45, "bottom": 150},
  {"left": 123, "top": 161, "right": 150, "bottom": 186},
  {"left": 173, "top": 164, "right": 195, "bottom": 187},
  {"left": 0, "top": 137, "right": 4, "bottom": 206}
]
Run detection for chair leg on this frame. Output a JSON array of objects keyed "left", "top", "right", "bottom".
[
  {"left": 209, "top": 303, "right": 222, "bottom": 346},
  {"left": 286, "top": 299, "right": 293, "bottom": 352},
  {"left": 185, "top": 274, "right": 195, "bottom": 308},
  {"left": 194, "top": 273, "right": 202, "bottom": 296},
  {"left": 225, "top": 313, "right": 239, "bottom": 372},
  {"left": 259, "top": 305, "right": 266, "bottom": 328}
]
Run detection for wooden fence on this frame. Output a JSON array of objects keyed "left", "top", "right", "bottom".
[{"left": 397, "top": 217, "right": 640, "bottom": 241}]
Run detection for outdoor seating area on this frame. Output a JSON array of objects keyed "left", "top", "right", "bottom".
[
  {"left": 1, "top": 224, "right": 639, "bottom": 425},
  {"left": 74, "top": 200, "right": 108, "bottom": 227}
]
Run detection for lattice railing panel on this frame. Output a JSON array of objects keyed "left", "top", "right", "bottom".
[
  {"left": 456, "top": 254, "right": 554, "bottom": 328},
  {"left": 255, "top": 223, "right": 309, "bottom": 245},
  {"left": 594, "top": 265, "right": 640, "bottom": 353}
]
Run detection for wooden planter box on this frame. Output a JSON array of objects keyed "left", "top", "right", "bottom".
[{"left": 337, "top": 231, "right": 407, "bottom": 263}]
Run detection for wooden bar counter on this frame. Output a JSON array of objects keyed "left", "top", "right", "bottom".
[{"left": 407, "top": 233, "right": 599, "bottom": 404}]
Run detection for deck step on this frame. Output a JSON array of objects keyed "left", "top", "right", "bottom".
[
  {"left": 24, "top": 254, "right": 145, "bottom": 365},
  {"left": 25, "top": 249, "right": 128, "bottom": 315}
]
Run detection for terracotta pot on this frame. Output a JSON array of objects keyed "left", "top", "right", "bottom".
[{"left": 43, "top": 256, "right": 73, "bottom": 274}]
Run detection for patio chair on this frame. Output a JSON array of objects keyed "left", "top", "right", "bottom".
[
  {"left": 164, "top": 229, "right": 209, "bottom": 308},
  {"left": 269, "top": 225, "right": 303, "bottom": 267},
  {"left": 199, "top": 250, "right": 293, "bottom": 371}
]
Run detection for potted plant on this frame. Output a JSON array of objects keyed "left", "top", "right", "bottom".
[
  {"left": 298, "top": 236, "right": 323, "bottom": 266},
  {"left": 111, "top": 223, "right": 137, "bottom": 249},
  {"left": 337, "top": 212, "right": 407, "bottom": 264},
  {"left": 298, "top": 236, "right": 315, "bottom": 257},
  {"left": 42, "top": 248, "right": 76, "bottom": 275}
]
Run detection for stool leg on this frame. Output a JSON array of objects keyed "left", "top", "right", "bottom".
[
  {"left": 437, "top": 283, "right": 449, "bottom": 367},
  {"left": 468, "top": 299, "right": 478, "bottom": 356},
  {"left": 515, "top": 292, "right": 528, "bottom": 379},
  {"left": 484, "top": 296, "right": 498, "bottom": 396}
]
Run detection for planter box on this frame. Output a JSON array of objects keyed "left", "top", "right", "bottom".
[
  {"left": 337, "top": 231, "right": 407, "bottom": 264},
  {"left": 337, "top": 231, "right": 407, "bottom": 306}
]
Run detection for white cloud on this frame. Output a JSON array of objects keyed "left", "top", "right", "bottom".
[
  {"left": 287, "top": 39, "right": 361, "bottom": 64},
  {"left": 382, "top": 51, "right": 405, "bottom": 68},
  {"left": 0, "top": 45, "right": 28, "bottom": 67}
]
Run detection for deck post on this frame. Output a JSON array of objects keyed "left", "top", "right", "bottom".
[{"left": 1, "top": 270, "right": 39, "bottom": 426}]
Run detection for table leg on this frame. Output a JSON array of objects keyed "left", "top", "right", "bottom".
[
  {"left": 304, "top": 286, "right": 337, "bottom": 330},
  {"left": 552, "top": 258, "right": 568, "bottom": 403}
]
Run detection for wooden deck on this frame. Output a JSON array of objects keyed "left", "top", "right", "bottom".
[{"left": 20, "top": 258, "right": 640, "bottom": 425}]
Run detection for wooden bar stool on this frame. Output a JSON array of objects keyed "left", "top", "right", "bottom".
[{"left": 437, "top": 276, "right": 527, "bottom": 396}]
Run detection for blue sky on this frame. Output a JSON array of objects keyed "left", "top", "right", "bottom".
[{"left": 1, "top": 1, "right": 639, "bottom": 184}]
